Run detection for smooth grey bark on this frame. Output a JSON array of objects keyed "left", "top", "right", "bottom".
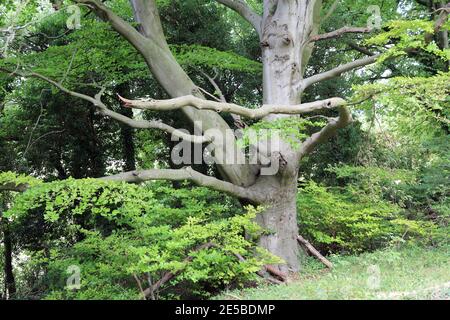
[
  {"left": 253, "top": 0, "right": 322, "bottom": 271},
  {"left": 255, "top": 171, "right": 300, "bottom": 272},
  {"left": 261, "top": 0, "right": 322, "bottom": 104}
]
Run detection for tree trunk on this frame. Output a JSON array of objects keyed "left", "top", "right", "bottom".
[
  {"left": 120, "top": 108, "right": 137, "bottom": 172},
  {"left": 253, "top": 0, "right": 322, "bottom": 272},
  {"left": 257, "top": 186, "right": 300, "bottom": 273},
  {"left": 3, "top": 227, "right": 16, "bottom": 299}
]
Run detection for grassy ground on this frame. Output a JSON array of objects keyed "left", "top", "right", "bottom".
[{"left": 217, "top": 244, "right": 450, "bottom": 300}]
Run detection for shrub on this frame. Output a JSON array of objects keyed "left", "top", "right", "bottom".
[
  {"left": 3, "top": 178, "right": 276, "bottom": 300},
  {"left": 297, "top": 181, "right": 437, "bottom": 253}
]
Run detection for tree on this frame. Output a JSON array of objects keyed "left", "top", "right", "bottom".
[{"left": 0, "top": 0, "right": 448, "bottom": 273}]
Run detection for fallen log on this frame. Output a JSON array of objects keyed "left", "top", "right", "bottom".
[
  {"left": 264, "top": 265, "right": 288, "bottom": 282},
  {"left": 297, "top": 235, "right": 333, "bottom": 269}
]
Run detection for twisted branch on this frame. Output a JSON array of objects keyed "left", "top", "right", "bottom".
[
  {"left": 299, "top": 105, "right": 353, "bottom": 158},
  {"left": 118, "top": 94, "right": 348, "bottom": 120},
  {"left": 100, "top": 167, "right": 258, "bottom": 201}
]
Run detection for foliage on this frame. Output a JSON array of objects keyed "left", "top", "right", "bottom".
[
  {"left": 297, "top": 180, "right": 438, "bottom": 253},
  {"left": 0, "top": 171, "right": 42, "bottom": 190},
  {"left": 3, "top": 177, "right": 275, "bottom": 299},
  {"left": 43, "top": 207, "right": 275, "bottom": 300},
  {"left": 329, "top": 165, "right": 417, "bottom": 205},
  {"left": 353, "top": 72, "right": 450, "bottom": 139},
  {"left": 171, "top": 44, "right": 262, "bottom": 74},
  {"left": 366, "top": 20, "right": 450, "bottom": 63},
  {"left": 239, "top": 117, "right": 325, "bottom": 149}
]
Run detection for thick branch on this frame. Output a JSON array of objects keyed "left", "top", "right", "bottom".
[
  {"left": 0, "top": 68, "right": 210, "bottom": 144},
  {"left": 425, "top": 5, "right": 450, "bottom": 44},
  {"left": 303, "top": 54, "right": 380, "bottom": 89},
  {"left": 299, "top": 106, "right": 353, "bottom": 158},
  {"left": 101, "top": 167, "right": 258, "bottom": 202},
  {"left": 118, "top": 95, "right": 347, "bottom": 120},
  {"left": 129, "top": 0, "right": 169, "bottom": 48},
  {"left": 309, "top": 26, "right": 372, "bottom": 42},
  {"left": 215, "top": 0, "right": 262, "bottom": 37}
]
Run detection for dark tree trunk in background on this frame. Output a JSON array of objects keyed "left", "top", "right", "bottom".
[
  {"left": 116, "top": 83, "right": 137, "bottom": 172},
  {"left": 3, "top": 227, "right": 16, "bottom": 299},
  {"left": 87, "top": 108, "right": 106, "bottom": 177},
  {"left": 119, "top": 107, "right": 137, "bottom": 172}
]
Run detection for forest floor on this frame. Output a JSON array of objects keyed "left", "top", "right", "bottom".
[{"left": 217, "top": 244, "right": 450, "bottom": 300}]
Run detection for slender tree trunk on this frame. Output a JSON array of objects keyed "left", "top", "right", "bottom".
[
  {"left": 119, "top": 107, "right": 137, "bottom": 172},
  {"left": 116, "top": 83, "right": 137, "bottom": 172},
  {"left": 3, "top": 227, "right": 16, "bottom": 299}
]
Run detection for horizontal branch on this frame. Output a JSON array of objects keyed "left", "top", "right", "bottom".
[
  {"left": 100, "top": 167, "right": 258, "bottom": 201},
  {"left": 303, "top": 54, "right": 380, "bottom": 89},
  {"left": 309, "top": 26, "right": 373, "bottom": 42},
  {"left": 215, "top": 0, "right": 262, "bottom": 37},
  {"left": 0, "top": 167, "right": 257, "bottom": 200},
  {"left": 1, "top": 166, "right": 257, "bottom": 202},
  {"left": 118, "top": 95, "right": 347, "bottom": 119},
  {"left": 0, "top": 68, "right": 210, "bottom": 144},
  {"left": 299, "top": 105, "right": 353, "bottom": 158}
]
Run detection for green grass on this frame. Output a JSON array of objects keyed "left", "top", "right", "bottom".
[{"left": 217, "top": 244, "right": 450, "bottom": 300}]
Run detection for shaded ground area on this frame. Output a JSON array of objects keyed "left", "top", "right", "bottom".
[{"left": 217, "top": 245, "right": 450, "bottom": 300}]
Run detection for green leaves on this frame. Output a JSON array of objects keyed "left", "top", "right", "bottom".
[
  {"left": 366, "top": 19, "right": 450, "bottom": 63},
  {"left": 239, "top": 117, "right": 326, "bottom": 149},
  {"left": 352, "top": 72, "right": 450, "bottom": 140},
  {"left": 171, "top": 44, "right": 262, "bottom": 74},
  {"left": 2, "top": 175, "right": 273, "bottom": 299},
  {"left": 0, "top": 171, "right": 41, "bottom": 190},
  {"left": 297, "top": 180, "right": 436, "bottom": 253}
]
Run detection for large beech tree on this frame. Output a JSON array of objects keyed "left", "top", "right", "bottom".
[{"left": 1, "top": 0, "right": 447, "bottom": 273}]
